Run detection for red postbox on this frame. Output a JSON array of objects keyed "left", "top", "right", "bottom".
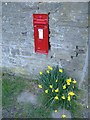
[{"left": 33, "top": 14, "right": 49, "bottom": 54}]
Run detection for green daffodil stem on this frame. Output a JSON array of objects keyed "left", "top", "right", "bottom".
[
  {"left": 43, "top": 74, "right": 51, "bottom": 84},
  {"left": 43, "top": 97, "right": 54, "bottom": 108},
  {"left": 40, "top": 75, "right": 51, "bottom": 87},
  {"left": 47, "top": 98, "right": 55, "bottom": 109}
]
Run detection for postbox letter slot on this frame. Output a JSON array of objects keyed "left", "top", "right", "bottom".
[{"left": 38, "top": 29, "right": 43, "bottom": 39}]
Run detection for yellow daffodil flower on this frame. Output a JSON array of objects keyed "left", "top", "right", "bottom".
[
  {"left": 61, "top": 114, "right": 66, "bottom": 118},
  {"left": 38, "top": 85, "right": 42, "bottom": 88},
  {"left": 68, "top": 91, "right": 75, "bottom": 96},
  {"left": 52, "top": 89, "right": 54, "bottom": 92},
  {"left": 48, "top": 65, "right": 51, "bottom": 69},
  {"left": 39, "top": 72, "right": 42, "bottom": 75},
  {"left": 48, "top": 65, "right": 53, "bottom": 70},
  {"left": 59, "top": 69, "right": 63, "bottom": 73},
  {"left": 67, "top": 82, "right": 70, "bottom": 85},
  {"left": 56, "top": 79, "right": 58, "bottom": 82},
  {"left": 61, "top": 96, "right": 65, "bottom": 99},
  {"left": 55, "top": 88, "right": 59, "bottom": 93},
  {"left": 66, "top": 78, "right": 72, "bottom": 83},
  {"left": 54, "top": 110, "right": 58, "bottom": 113},
  {"left": 54, "top": 96, "right": 59, "bottom": 100},
  {"left": 49, "top": 85, "right": 53, "bottom": 88},
  {"left": 68, "top": 95, "right": 70, "bottom": 101},
  {"left": 46, "top": 70, "right": 50, "bottom": 74},
  {"left": 86, "top": 106, "right": 88, "bottom": 108},
  {"left": 45, "top": 90, "right": 48, "bottom": 94},
  {"left": 63, "top": 85, "right": 66, "bottom": 89},
  {"left": 72, "top": 79, "right": 77, "bottom": 84},
  {"left": 66, "top": 78, "right": 72, "bottom": 85}
]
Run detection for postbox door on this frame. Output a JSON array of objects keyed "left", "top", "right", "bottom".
[{"left": 34, "top": 25, "right": 48, "bottom": 54}]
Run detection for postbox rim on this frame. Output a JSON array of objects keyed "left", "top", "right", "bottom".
[{"left": 33, "top": 14, "right": 48, "bottom": 19}]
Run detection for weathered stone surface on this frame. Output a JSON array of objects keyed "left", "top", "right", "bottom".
[
  {"left": 17, "top": 90, "right": 38, "bottom": 105},
  {"left": 0, "top": 1, "right": 2, "bottom": 69},
  {"left": 2, "top": 2, "right": 88, "bottom": 82},
  {"left": 52, "top": 108, "right": 71, "bottom": 118},
  {"left": 1, "top": 0, "right": 89, "bottom": 2}
]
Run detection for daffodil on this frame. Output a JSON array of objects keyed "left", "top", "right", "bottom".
[
  {"left": 48, "top": 65, "right": 51, "bottom": 69},
  {"left": 49, "top": 85, "right": 53, "bottom": 88},
  {"left": 46, "top": 70, "right": 50, "bottom": 74},
  {"left": 61, "top": 114, "right": 66, "bottom": 118},
  {"left": 39, "top": 72, "right": 42, "bottom": 75},
  {"left": 61, "top": 96, "right": 65, "bottom": 99},
  {"left": 54, "top": 96, "right": 59, "bottom": 100},
  {"left": 67, "top": 82, "right": 70, "bottom": 85},
  {"left": 55, "top": 88, "right": 59, "bottom": 93},
  {"left": 59, "top": 69, "right": 63, "bottom": 73},
  {"left": 66, "top": 78, "right": 72, "bottom": 83},
  {"left": 72, "top": 79, "right": 77, "bottom": 84},
  {"left": 68, "top": 95, "right": 70, "bottom": 101},
  {"left": 54, "top": 110, "right": 58, "bottom": 113},
  {"left": 66, "top": 78, "right": 72, "bottom": 85},
  {"left": 68, "top": 91, "right": 75, "bottom": 96},
  {"left": 56, "top": 79, "right": 58, "bottom": 82},
  {"left": 52, "top": 89, "right": 54, "bottom": 92},
  {"left": 86, "top": 106, "right": 88, "bottom": 108},
  {"left": 45, "top": 90, "right": 48, "bottom": 93},
  {"left": 48, "top": 65, "right": 53, "bottom": 70},
  {"left": 38, "top": 85, "right": 42, "bottom": 88},
  {"left": 63, "top": 85, "right": 66, "bottom": 89}
]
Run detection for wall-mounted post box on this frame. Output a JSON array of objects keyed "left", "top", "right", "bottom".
[{"left": 33, "top": 14, "right": 49, "bottom": 54}]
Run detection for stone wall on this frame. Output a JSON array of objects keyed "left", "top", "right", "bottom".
[
  {"left": 2, "top": 2, "right": 88, "bottom": 81},
  {"left": 1, "top": 0, "right": 89, "bottom": 2},
  {"left": 88, "top": 2, "right": 90, "bottom": 109},
  {"left": 0, "top": 2, "right": 2, "bottom": 119}
]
